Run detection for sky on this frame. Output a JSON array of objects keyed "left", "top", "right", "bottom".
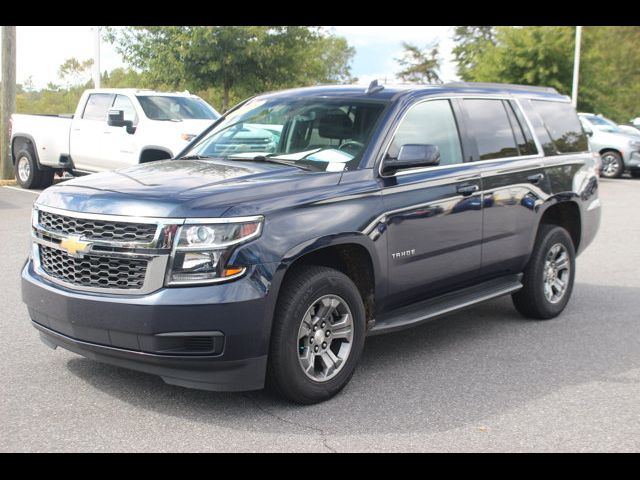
[{"left": 6, "top": 26, "right": 460, "bottom": 90}]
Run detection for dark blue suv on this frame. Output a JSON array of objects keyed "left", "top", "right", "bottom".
[{"left": 22, "top": 82, "right": 601, "bottom": 403}]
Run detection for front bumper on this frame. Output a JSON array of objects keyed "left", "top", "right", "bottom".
[{"left": 22, "top": 260, "right": 279, "bottom": 392}]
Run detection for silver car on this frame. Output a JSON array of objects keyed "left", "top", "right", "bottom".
[{"left": 579, "top": 113, "right": 640, "bottom": 178}]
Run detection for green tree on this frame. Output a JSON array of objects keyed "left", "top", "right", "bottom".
[
  {"left": 107, "top": 26, "right": 355, "bottom": 112},
  {"left": 58, "top": 58, "right": 94, "bottom": 88},
  {"left": 395, "top": 42, "right": 441, "bottom": 84},
  {"left": 452, "top": 26, "right": 496, "bottom": 80}
]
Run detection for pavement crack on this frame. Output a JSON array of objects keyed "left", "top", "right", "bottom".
[{"left": 242, "top": 393, "right": 336, "bottom": 453}]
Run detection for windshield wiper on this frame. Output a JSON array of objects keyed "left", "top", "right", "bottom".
[
  {"left": 231, "top": 155, "right": 313, "bottom": 171},
  {"left": 178, "top": 154, "right": 215, "bottom": 160}
]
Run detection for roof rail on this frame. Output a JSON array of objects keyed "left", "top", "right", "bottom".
[{"left": 444, "top": 81, "right": 559, "bottom": 94}]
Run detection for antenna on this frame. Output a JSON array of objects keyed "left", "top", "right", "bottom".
[{"left": 365, "top": 79, "right": 384, "bottom": 95}]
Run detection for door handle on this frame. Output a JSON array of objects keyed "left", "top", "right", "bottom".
[
  {"left": 527, "top": 173, "right": 545, "bottom": 184},
  {"left": 456, "top": 184, "right": 480, "bottom": 196}
]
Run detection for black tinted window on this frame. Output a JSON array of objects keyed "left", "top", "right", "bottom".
[
  {"left": 464, "top": 99, "right": 519, "bottom": 160},
  {"left": 388, "top": 100, "right": 463, "bottom": 166},
  {"left": 531, "top": 100, "right": 588, "bottom": 154},
  {"left": 506, "top": 101, "right": 537, "bottom": 156},
  {"left": 83, "top": 93, "right": 114, "bottom": 121}
]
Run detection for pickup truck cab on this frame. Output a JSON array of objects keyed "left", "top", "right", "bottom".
[
  {"left": 10, "top": 88, "right": 220, "bottom": 189},
  {"left": 21, "top": 82, "right": 601, "bottom": 404}
]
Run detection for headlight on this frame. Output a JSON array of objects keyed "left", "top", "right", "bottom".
[{"left": 166, "top": 217, "right": 263, "bottom": 285}]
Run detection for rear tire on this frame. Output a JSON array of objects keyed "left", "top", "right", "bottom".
[
  {"left": 267, "top": 265, "right": 366, "bottom": 404},
  {"left": 14, "top": 148, "right": 54, "bottom": 189},
  {"left": 599, "top": 151, "right": 624, "bottom": 178},
  {"left": 512, "top": 224, "right": 576, "bottom": 320}
]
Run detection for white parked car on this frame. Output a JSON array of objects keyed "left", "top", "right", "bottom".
[
  {"left": 578, "top": 113, "right": 640, "bottom": 178},
  {"left": 10, "top": 88, "right": 220, "bottom": 189}
]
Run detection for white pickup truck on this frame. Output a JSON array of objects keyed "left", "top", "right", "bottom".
[{"left": 9, "top": 88, "right": 220, "bottom": 189}]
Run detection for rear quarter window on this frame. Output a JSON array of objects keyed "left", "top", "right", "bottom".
[{"left": 530, "top": 100, "right": 588, "bottom": 154}]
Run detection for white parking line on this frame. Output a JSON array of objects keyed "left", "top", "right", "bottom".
[{"left": 2, "top": 186, "right": 40, "bottom": 195}]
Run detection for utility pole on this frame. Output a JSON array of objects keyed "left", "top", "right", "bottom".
[
  {"left": 1, "top": 26, "right": 17, "bottom": 180},
  {"left": 571, "top": 26, "right": 582, "bottom": 108},
  {"left": 92, "top": 26, "right": 101, "bottom": 88}
]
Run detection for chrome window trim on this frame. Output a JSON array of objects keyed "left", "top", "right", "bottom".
[{"left": 376, "top": 94, "right": 583, "bottom": 179}]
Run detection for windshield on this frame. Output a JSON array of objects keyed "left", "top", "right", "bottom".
[
  {"left": 582, "top": 114, "right": 621, "bottom": 133},
  {"left": 182, "top": 96, "right": 388, "bottom": 172},
  {"left": 137, "top": 95, "right": 220, "bottom": 121}
]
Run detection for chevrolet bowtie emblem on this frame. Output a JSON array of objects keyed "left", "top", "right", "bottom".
[{"left": 59, "top": 237, "right": 91, "bottom": 257}]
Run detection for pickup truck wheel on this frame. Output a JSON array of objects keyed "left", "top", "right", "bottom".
[
  {"left": 14, "top": 149, "right": 54, "bottom": 189},
  {"left": 600, "top": 151, "right": 624, "bottom": 178},
  {"left": 267, "top": 265, "right": 366, "bottom": 404},
  {"left": 512, "top": 224, "right": 576, "bottom": 320}
]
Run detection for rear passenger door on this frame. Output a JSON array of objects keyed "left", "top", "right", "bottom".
[
  {"left": 461, "top": 98, "right": 551, "bottom": 278},
  {"left": 379, "top": 98, "right": 483, "bottom": 308}
]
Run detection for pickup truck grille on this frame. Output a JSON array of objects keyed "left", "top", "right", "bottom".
[
  {"left": 39, "top": 210, "right": 157, "bottom": 243},
  {"left": 39, "top": 245, "right": 148, "bottom": 290}
]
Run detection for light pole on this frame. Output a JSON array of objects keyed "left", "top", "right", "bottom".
[
  {"left": 571, "top": 26, "right": 582, "bottom": 108},
  {"left": 92, "top": 26, "right": 101, "bottom": 88},
  {"left": 1, "top": 26, "right": 17, "bottom": 180}
]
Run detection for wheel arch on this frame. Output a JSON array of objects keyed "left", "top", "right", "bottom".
[
  {"left": 272, "top": 234, "right": 384, "bottom": 325},
  {"left": 599, "top": 148, "right": 625, "bottom": 166},
  {"left": 537, "top": 198, "right": 582, "bottom": 253},
  {"left": 139, "top": 146, "right": 173, "bottom": 163},
  {"left": 11, "top": 134, "right": 42, "bottom": 168}
]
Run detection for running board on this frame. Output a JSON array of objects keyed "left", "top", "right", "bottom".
[{"left": 368, "top": 274, "right": 523, "bottom": 336}]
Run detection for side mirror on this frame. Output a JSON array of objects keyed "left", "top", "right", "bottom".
[
  {"left": 383, "top": 144, "right": 440, "bottom": 174},
  {"left": 107, "top": 109, "right": 135, "bottom": 134}
]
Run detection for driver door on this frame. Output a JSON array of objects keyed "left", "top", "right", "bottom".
[{"left": 379, "top": 99, "right": 483, "bottom": 308}]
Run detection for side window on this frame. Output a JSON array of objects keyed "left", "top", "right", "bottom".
[
  {"left": 112, "top": 95, "right": 138, "bottom": 125},
  {"left": 388, "top": 99, "right": 463, "bottom": 166},
  {"left": 506, "top": 101, "right": 538, "bottom": 156},
  {"left": 531, "top": 100, "right": 589, "bottom": 154},
  {"left": 463, "top": 99, "right": 519, "bottom": 160},
  {"left": 519, "top": 99, "right": 557, "bottom": 156},
  {"left": 82, "top": 93, "right": 114, "bottom": 121}
]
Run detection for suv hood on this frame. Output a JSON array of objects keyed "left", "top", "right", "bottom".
[{"left": 37, "top": 159, "right": 343, "bottom": 218}]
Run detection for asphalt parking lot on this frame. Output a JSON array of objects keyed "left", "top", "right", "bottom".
[{"left": 1, "top": 178, "right": 639, "bottom": 452}]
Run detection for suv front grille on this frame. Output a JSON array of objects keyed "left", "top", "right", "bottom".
[
  {"left": 39, "top": 245, "right": 148, "bottom": 290},
  {"left": 39, "top": 210, "right": 157, "bottom": 243}
]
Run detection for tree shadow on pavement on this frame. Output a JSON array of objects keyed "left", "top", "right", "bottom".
[{"left": 65, "top": 282, "right": 640, "bottom": 436}]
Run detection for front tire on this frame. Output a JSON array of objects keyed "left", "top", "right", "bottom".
[
  {"left": 512, "top": 224, "right": 576, "bottom": 320},
  {"left": 267, "top": 265, "right": 366, "bottom": 404},
  {"left": 600, "top": 151, "right": 624, "bottom": 178},
  {"left": 14, "top": 148, "right": 54, "bottom": 189}
]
